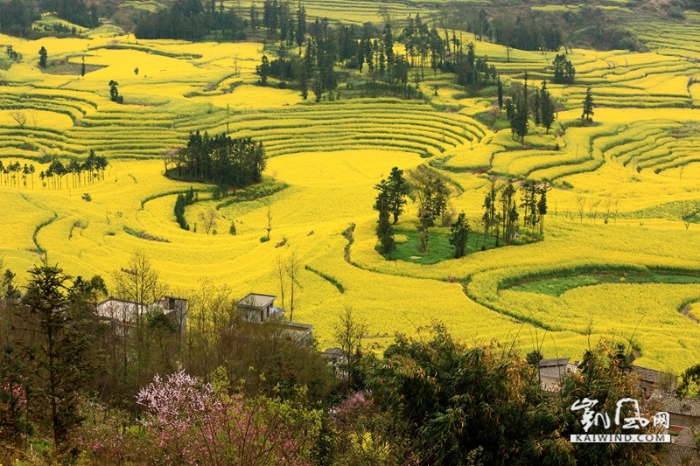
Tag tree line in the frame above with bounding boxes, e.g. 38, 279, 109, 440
134, 0, 245, 41
0, 259, 668, 465
0, 152, 107, 190
165, 131, 267, 189
259, 15, 499, 102
0, 0, 97, 37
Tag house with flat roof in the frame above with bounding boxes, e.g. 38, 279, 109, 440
96, 296, 187, 336
236, 293, 312, 344
236, 293, 284, 323
539, 358, 579, 392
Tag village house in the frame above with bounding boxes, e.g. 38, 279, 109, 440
96, 295, 187, 337
236, 293, 313, 344
632, 364, 677, 398
538, 357, 579, 392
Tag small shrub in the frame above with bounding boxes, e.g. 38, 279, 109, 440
260, 236, 270, 243
229, 221, 237, 235
82, 193, 92, 202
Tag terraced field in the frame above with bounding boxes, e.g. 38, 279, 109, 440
3, 18, 700, 374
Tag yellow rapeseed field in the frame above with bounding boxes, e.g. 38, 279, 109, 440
2, 25, 700, 373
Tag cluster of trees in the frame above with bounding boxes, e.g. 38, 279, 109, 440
258, 12, 498, 101
0, 0, 39, 36
505, 77, 557, 142
553, 54, 576, 85
0, 161, 35, 188
166, 131, 267, 188
482, 178, 549, 246
41, 151, 108, 189
0, 153, 106, 190
135, 0, 245, 41
0, 0, 96, 37
41, 0, 99, 28
373, 167, 470, 259
450, 8, 564, 52
257, 0, 306, 44
373, 167, 409, 256
361, 325, 662, 466
5, 46, 20, 62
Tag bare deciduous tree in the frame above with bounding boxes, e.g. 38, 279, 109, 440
112, 250, 169, 389
286, 252, 300, 321
575, 195, 587, 223
333, 306, 368, 389
603, 193, 612, 224
680, 202, 695, 231
589, 199, 601, 223
266, 202, 272, 240
198, 209, 219, 234
276, 255, 286, 311
9, 110, 26, 129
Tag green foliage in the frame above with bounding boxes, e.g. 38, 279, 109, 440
374, 179, 396, 256
363, 324, 569, 466
173, 131, 266, 188
305, 265, 344, 293
38, 46, 47, 69
20, 265, 99, 447
552, 54, 575, 85
108, 80, 123, 104
449, 212, 470, 258
582, 87, 594, 123
363, 327, 660, 466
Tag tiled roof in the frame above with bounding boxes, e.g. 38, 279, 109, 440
649, 392, 700, 417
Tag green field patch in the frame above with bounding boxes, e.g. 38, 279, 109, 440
392, 227, 498, 265
509, 270, 700, 296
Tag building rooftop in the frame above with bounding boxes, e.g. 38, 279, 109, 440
237, 293, 276, 309
539, 358, 571, 368
649, 392, 700, 417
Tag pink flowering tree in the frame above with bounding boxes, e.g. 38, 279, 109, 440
135, 369, 321, 466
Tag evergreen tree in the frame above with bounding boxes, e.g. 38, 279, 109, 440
296, 2, 306, 47
21, 265, 97, 448
38, 46, 47, 69
383, 23, 394, 70
540, 80, 555, 134
387, 167, 409, 224
374, 180, 395, 256
497, 76, 503, 108
81, 56, 85, 77
505, 97, 514, 121
449, 212, 470, 258
108, 80, 122, 103
537, 182, 550, 236
511, 96, 529, 142
582, 86, 594, 123
258, 55, 270, 85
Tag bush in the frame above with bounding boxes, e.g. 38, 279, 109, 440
260, 236, 269, 243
